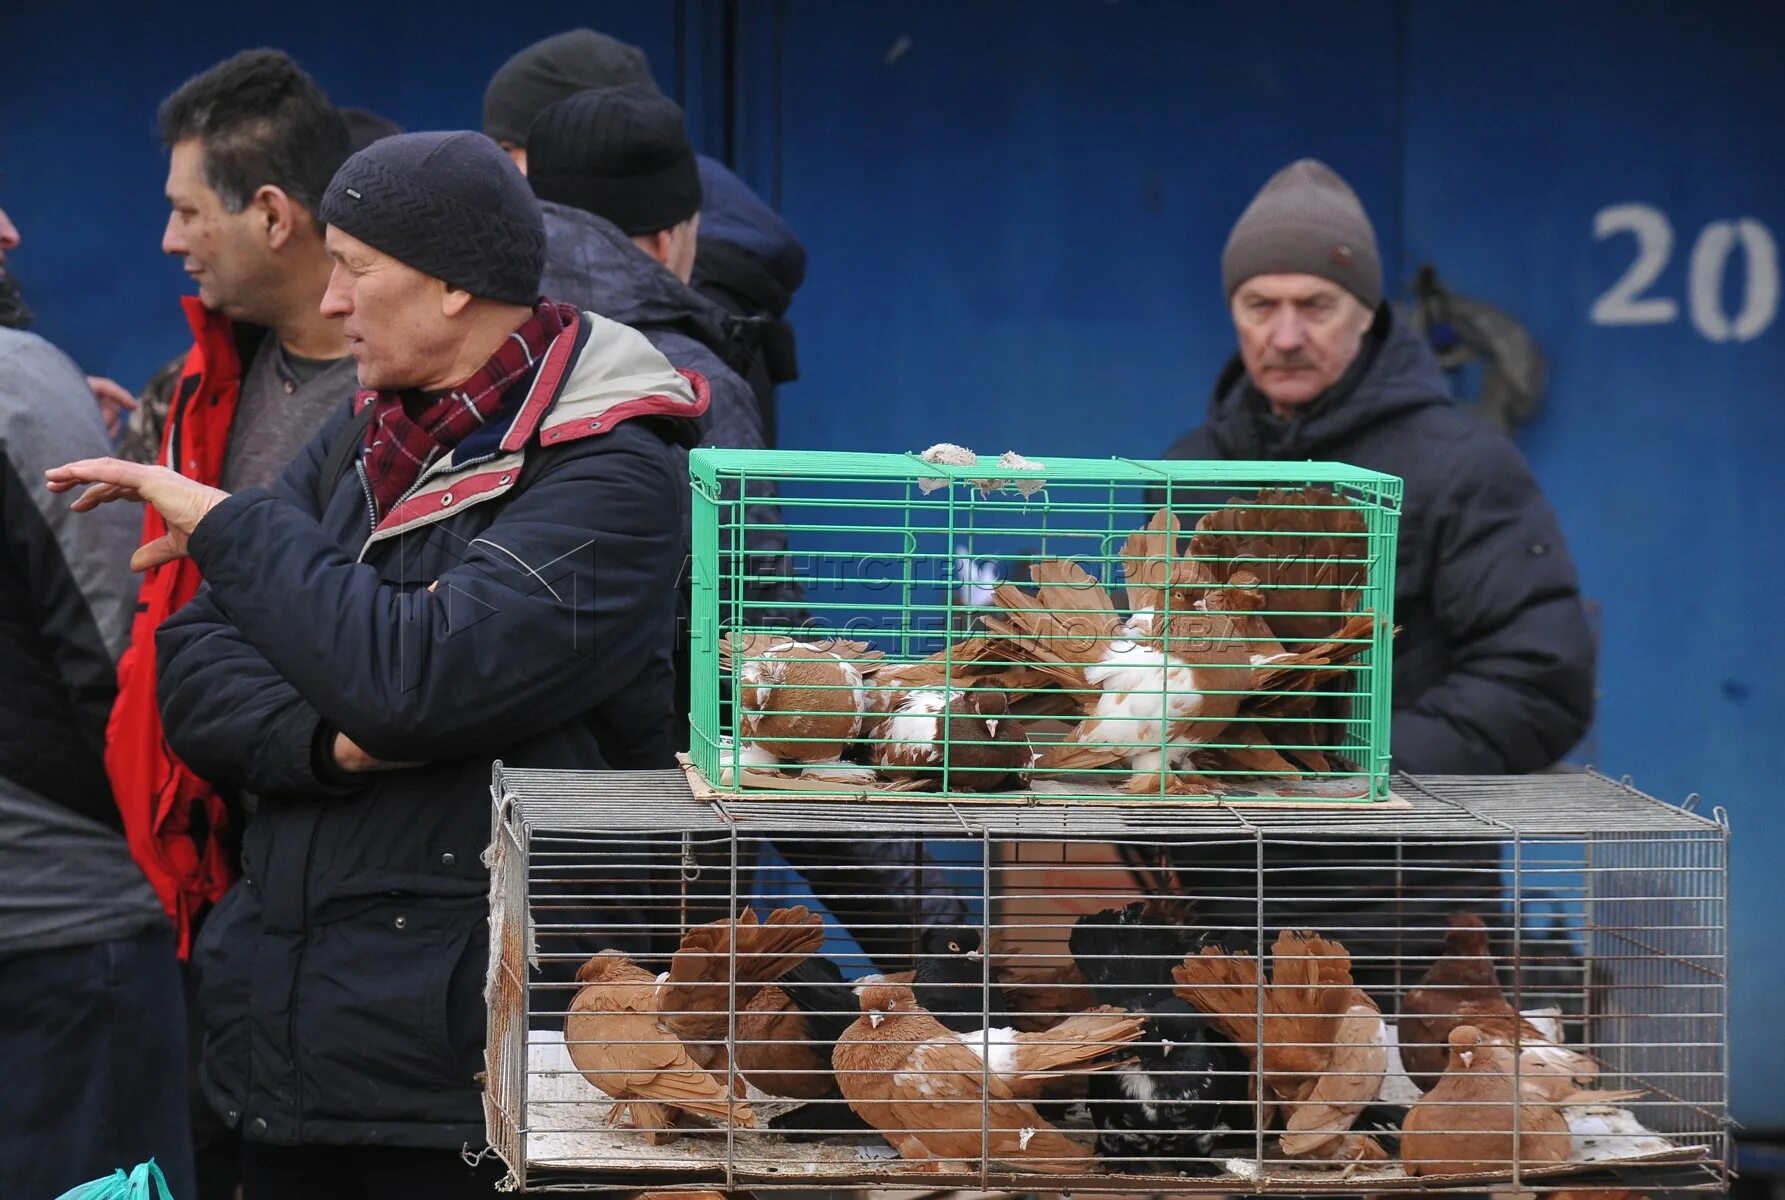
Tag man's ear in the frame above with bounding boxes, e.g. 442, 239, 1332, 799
251, 185, 301, 251
440, 285, 474, 318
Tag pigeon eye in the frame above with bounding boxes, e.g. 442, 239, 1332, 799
947, 941, 961, 953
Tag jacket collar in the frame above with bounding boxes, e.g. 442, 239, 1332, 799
1204, 304, 1451, 458
359, 307, 708, 545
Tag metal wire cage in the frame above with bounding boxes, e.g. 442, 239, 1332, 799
687, 448, 1403, 803
484, 766, 1729, 1194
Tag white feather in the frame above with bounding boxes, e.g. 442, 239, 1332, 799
955, 544, 1001, 606
1376, 1021, 1425, 1106
800, 759, 876, 781
1079, 646, 1205, 765
885, 689, 947, 762
1522, 1006, 1565, 1042
1565, 1103, 1671, 1161
735, 742, 779, 768
951, 1027, 1023, 1079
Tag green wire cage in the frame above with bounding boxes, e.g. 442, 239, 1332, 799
687, 447, 1402, 804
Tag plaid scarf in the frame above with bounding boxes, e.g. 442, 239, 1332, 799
359, 301, 568, 519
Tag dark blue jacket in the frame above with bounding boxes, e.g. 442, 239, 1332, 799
160, 311, 702, 1149
1164, 305, 1596, 774
538, 201, 804, 625
690, 157, 804, 444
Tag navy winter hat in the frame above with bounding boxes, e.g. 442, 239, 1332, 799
527, 85, 702, 236
320, 131, 544, 305
483, 28, 657, 148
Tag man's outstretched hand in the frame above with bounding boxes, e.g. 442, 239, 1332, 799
45, 457, 229, 571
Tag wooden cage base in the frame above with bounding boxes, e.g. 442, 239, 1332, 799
509, 1031, 1715, 1194
679, 754, 1408, 810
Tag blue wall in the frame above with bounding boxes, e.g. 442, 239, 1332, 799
9, 0, 1781, 1123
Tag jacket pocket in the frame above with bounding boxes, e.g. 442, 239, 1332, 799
295, 902, 485, 1125
192, 879, 258, 1127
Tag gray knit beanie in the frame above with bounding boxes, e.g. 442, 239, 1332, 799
483, 29, 657, 148
1221, 159, 1382, 308
320, 131, 544, 306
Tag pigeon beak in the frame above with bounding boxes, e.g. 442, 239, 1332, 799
868, 1011, 884, 1028
1460, 1050, 1474, 1068
966, 948, 983, 961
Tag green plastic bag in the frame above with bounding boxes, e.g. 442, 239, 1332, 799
53, 1159, 172, 1200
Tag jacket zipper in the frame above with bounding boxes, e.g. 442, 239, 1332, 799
357, 447, 513, 560
355, 458, 378, 534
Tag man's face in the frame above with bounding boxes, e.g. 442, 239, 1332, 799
1230, 273, 1375, 411
0, 205, 19, 263
162, 139, 278, 320
321, 226, 456, 392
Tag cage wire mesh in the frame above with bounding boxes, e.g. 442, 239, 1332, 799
687, 449, 1402, 803
485, 765, 1729, 1194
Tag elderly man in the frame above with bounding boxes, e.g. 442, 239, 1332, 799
1167, 158, 1595, 774
51, 132, 701, 1197
1162, 159, 1596, 1003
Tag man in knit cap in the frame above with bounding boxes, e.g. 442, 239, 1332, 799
526, 85, 799, 624
484, 28, 805, 439
50, 131, 704, 1195
527, 86, 961, 969
1163, 159, 1597, 999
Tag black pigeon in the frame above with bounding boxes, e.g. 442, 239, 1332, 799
1068, 898, 1232, 1010
778, 955, 859, 1046
1352, 1102, 1408, 1155
1088, 996, 1253, 1175
766, 957, 882, 1141
911, 925, 1008, 1033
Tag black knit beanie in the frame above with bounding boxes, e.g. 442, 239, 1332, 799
526, 86, 703, 236
320, 131, 544, 306
483, 29, 657, 148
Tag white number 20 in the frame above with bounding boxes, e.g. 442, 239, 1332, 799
1590, 203, 1778, 342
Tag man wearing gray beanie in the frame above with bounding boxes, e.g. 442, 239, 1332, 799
1162, 157, 1597, 998
50, 129, 708, 1194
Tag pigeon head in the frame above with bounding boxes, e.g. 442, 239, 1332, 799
922, 925, 984, 960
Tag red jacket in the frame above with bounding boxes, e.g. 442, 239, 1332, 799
107, 296, 252, 957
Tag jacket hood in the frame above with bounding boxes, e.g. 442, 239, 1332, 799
539, 200, 760, 381
1202, 304, 1454, 458
543, 308, 707, 447
695, 155, 806, 294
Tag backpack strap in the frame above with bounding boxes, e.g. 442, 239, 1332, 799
312, 401, 377, 516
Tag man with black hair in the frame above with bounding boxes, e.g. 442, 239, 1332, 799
110, 47, 356, 977
112, 100, 400, 460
